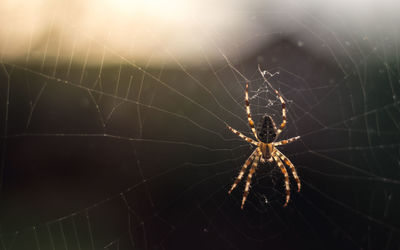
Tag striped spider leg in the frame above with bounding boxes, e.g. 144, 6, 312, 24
227, 78, 301, 209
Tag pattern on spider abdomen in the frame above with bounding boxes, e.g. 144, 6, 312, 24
256, 115, 277, 143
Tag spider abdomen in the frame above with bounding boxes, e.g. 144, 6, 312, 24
257, 115, 277, 143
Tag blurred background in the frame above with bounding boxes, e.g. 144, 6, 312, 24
0, 0, 400, 249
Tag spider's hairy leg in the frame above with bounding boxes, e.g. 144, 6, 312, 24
226, 125, 258, 146
273, 136, 300, 146
241, 150, 261, 209
245, 83, 259, 141
275, 149, 301, 192
272, 153, 290, 207
228, 149, 257, 194
273, 88, 287, 140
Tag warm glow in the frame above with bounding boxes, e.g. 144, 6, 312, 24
0, 0, 399, 65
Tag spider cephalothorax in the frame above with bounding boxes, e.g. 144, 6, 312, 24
226, 68, 301, 209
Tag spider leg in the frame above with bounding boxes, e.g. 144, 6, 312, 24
241, 150, 261, 209
273, 136, 300, 146
228, 149, 258, 194
245, 83, 260, 141
272, 153, 290, 207
275, 149, 301, 192
227, 125, 258, 146
272, 87, 287, 141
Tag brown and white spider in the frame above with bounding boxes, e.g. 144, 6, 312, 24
227, 70, 301, 209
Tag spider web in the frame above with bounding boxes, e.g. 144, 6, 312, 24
1, 1, 400, 250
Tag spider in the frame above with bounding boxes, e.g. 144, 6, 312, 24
227, 71, 301, 209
